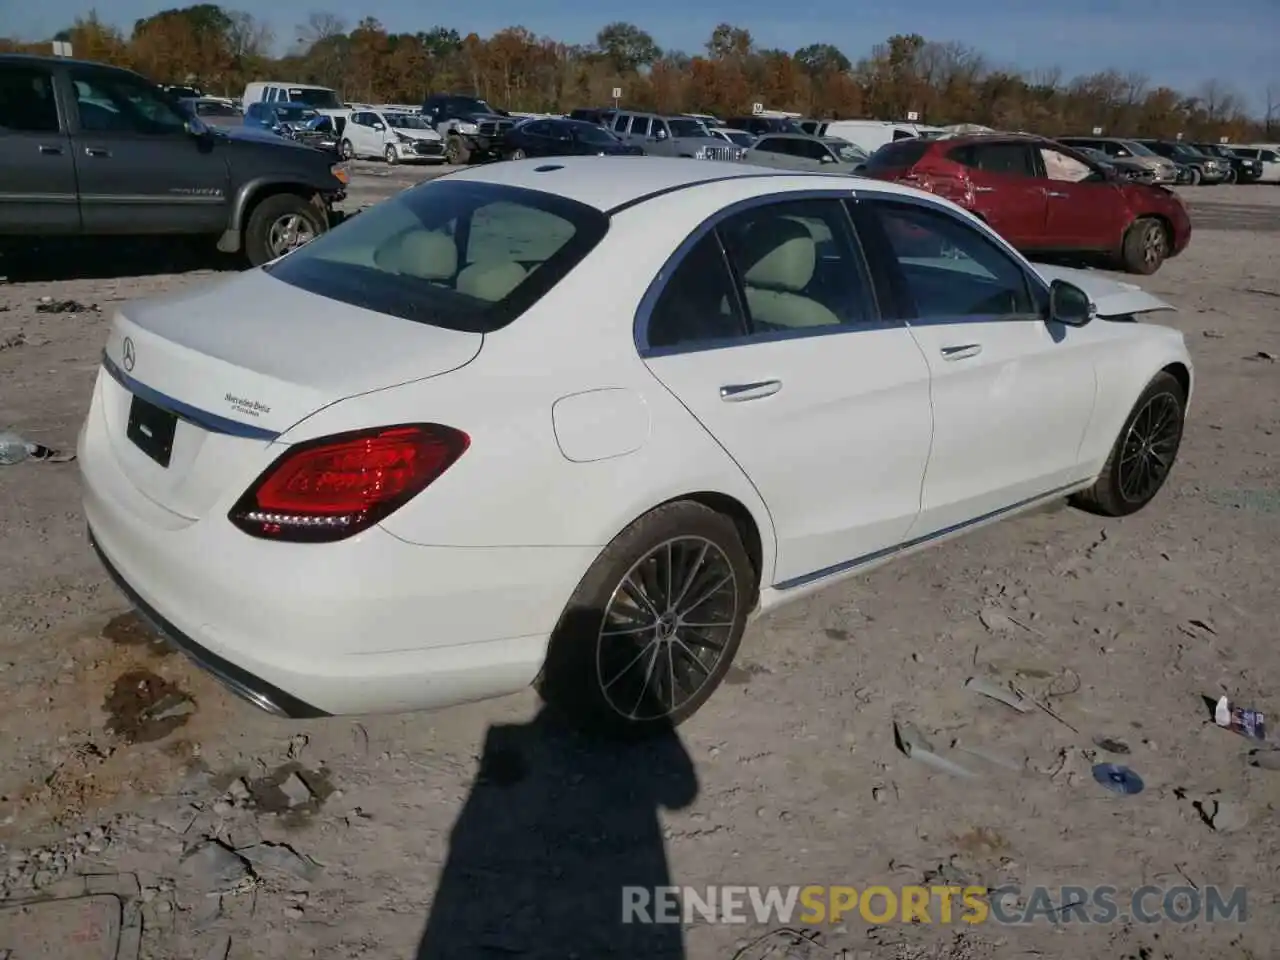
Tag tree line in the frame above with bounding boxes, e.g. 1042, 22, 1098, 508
3, 5, 1277, 142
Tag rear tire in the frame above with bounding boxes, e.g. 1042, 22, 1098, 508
507, 148, 526, 161
339, 139, 354, 160
1071, 371, 1185, 518
1188, 167, 1202, 186
1224, 168, 1237, 184
536, 501, 755, 740
243, 193, 326, 268
1119, 217, 1169, 275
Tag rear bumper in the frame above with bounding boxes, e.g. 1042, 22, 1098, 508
77, 384, 597, 718
90, 529, 328, 719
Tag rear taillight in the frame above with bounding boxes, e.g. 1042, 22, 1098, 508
228, 423, 469, 543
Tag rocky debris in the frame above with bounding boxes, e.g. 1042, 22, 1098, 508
177, 840, 252, 894
278, 771, 314, 808
236, 842, 323, 884
2, 823, 111, 895
35, 296, 100, 314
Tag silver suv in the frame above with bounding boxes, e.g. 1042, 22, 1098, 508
604, 111, 744, 161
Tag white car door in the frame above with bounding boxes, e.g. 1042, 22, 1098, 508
639, 196, 934, 588
352, 112, 379, 155
855, 196, 1097, 537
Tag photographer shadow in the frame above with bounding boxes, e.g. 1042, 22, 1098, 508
415, 626, 699, 959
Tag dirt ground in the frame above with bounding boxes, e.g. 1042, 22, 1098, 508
0, 171, 1277, 960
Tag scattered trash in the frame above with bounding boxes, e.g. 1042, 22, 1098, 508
0, 431, 75, 465
35, 298, 100, 314
1242, 287, 1280, 299
1092, 763, 1144, 795
964, 675, 1033, 713
1214, 695, 1266, 741
893, 721, 976, 778
1245, 351, 1276, 362
1009, 681, 1079, 733
1201, 330, 1225, 338
1093, 736, 1131, 755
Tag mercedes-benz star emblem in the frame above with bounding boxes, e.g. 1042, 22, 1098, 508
121, 337, 136, 372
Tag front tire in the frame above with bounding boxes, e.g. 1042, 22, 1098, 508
507, 147, 526, 161
1224, 168, 1237, 184
339, 138, 354, 160
384, 144, 398, 165
1071, 371, 1185, 518
243, 193, 326, 268
537, 501, 755, 739
1119, 217, 1169, 275
445, 135, 471, 165
1188, 167, 1202, 186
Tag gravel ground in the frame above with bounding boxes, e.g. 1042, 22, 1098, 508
0, 172, 1278, 960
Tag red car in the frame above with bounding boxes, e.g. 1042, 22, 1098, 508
861, 134, 1192, 275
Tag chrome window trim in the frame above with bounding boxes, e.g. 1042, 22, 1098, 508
634, 188, 894, 359
633, 186, 1053, 360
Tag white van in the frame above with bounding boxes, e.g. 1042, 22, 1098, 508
808, 120, 943, 154
241, 81, 351, 132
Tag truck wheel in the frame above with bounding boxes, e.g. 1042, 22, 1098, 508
1187, 167, 1202, 186
339, 139, 354, 160
243, 194, 327, 268
445, 135, 470, 165
1119, 217, 1169, 275
1223, 168, 1237, 184
384, 144, 398, 165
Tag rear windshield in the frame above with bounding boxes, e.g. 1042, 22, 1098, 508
265, 180, 609, 333
288, 87, 342, 109
862, 139, 930, 171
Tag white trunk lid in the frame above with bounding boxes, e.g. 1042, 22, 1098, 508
99, 269, 482, 520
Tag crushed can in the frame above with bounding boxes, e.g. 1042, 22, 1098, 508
1215, 695, 1266, 741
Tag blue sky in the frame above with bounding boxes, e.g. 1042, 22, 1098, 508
11, 0, 1279, 112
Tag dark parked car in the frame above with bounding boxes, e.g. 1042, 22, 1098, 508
724, 115, 805, 136
502, 117, 643, 159
861, 133, 1191, 274
1133, 140, 1230, 185
1193, 143, 1262, 183
0, 53, 347, 265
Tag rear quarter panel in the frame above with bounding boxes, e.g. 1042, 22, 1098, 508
274, 190, 781, 578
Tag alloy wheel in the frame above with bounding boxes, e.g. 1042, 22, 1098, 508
385, 144, 398, 164
595, 537, 739, 722
1118, 391, 1181, 503
266, 214, 317, 258
1142, 223, 1167, 268
340, 139, 353, 160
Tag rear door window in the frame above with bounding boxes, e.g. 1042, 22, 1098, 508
966, 143, 1036, 177
0, 64, 60, 133
265, 180, 609, 334
862, 139, 930, 172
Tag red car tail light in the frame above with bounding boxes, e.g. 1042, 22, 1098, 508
228, 423, 469, 543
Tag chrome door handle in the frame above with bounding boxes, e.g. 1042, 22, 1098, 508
720, 379, 782, 402
38, 144, 63, 155
940, 344, 982, 361
1045, 190, 1069, 198
84, 147, 111, 158
972, 186, 995, 193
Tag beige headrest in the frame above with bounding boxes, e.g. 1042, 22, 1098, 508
375, 230, 457, 280
739, 218, 816, 292
456, 261, 528, 301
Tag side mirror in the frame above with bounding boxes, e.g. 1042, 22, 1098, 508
1049, 279, 1094, 327
373, 122, 385, 131
653, 129, 668, 141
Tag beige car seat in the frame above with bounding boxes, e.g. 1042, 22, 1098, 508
374, 230, 457, 281
456, 261, 528, 301
736, 217, 841, 329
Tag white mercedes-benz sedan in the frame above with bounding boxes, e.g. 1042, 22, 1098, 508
79, 157, 1192, 737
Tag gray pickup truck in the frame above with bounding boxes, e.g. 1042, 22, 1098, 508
604, 111, 745, 161
0, 54, 348, 266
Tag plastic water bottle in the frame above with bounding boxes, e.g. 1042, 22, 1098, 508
0, 431, 31, 465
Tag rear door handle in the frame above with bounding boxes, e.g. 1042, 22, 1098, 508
84, 147, 111, 158
1045, 190, 1070, 198
720, 379, 782, 402
38, 144, 63, 155
940, 344, 982, 361
972, 186, 995, 193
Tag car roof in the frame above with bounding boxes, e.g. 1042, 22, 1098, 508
0, 52, 142, 75
440, 156, 929, 213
